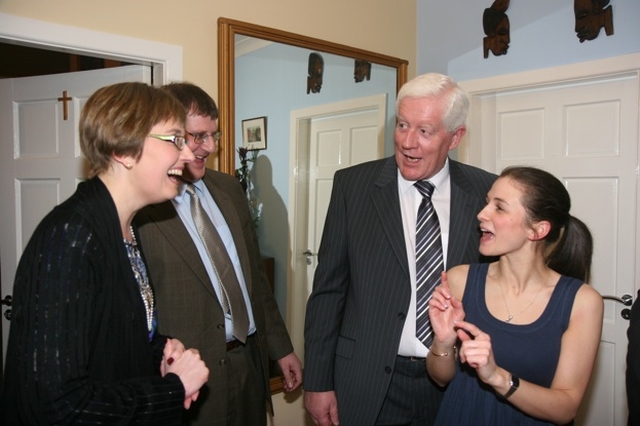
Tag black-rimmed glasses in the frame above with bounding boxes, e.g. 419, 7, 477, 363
186, 131, 222, 146
148, 134, 187, 150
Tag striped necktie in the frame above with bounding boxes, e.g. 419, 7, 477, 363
414, 180, 444, 349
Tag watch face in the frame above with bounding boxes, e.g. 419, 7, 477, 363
503, 374, 519, 399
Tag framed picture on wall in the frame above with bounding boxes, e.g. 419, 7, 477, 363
241, 116, 267, 150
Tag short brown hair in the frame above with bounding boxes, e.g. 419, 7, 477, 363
79, 82, 186, 177
161, 82, 219, 120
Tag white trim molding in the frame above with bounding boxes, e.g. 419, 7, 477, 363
0, 12, 183, 83
458, 53, 640, 167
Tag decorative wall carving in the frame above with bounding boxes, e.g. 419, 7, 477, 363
483, 0, 510, 58
307, 52, 324, 94
574, 0, 614, 43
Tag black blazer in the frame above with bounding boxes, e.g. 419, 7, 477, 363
0, 177, 185, 425
627, 290, 640, 426
303, 156, 496, 426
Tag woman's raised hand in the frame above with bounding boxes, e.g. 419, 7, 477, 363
428, 271, 465, 347
455, 320, 500, 387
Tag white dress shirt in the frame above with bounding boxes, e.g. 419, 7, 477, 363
172, 180, 256, 341
397, 159, 451, 357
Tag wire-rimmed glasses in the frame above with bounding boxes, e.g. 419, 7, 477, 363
186, 131, 222, 146
148, 134, 187, 150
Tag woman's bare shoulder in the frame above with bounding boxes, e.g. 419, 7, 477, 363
446, 264, 471, 300
447, 264, 470, 279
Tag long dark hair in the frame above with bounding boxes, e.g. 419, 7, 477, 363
500, 166, 593, 282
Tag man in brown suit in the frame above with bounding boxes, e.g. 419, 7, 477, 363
136, 82, 302, 426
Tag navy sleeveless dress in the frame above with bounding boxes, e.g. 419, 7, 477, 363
434, 263, 583, 425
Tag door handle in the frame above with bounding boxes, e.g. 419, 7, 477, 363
0, 294, 11, 307
602, 293, 633, 320
602, 293, 633, 306
1, 294, 11, 321
303, 250, 317, 265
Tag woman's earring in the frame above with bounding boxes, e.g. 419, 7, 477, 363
125, 163, 133, 170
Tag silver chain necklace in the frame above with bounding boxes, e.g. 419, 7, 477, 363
497, 278, 545, 323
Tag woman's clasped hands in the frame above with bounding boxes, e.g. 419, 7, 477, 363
161, 338, 209, 409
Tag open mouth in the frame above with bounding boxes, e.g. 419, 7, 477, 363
480, 227, 494, 242
192, 153, 208, 165
405, 153, 421, 163
167, 169, 184, 182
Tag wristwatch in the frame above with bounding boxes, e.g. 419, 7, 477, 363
502, 374, 520, 399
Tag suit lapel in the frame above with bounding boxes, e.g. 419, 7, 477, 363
372, 157, 410, 278
202, 173, 253, 293
141, 201, 217, 299
448, 160, 480, 268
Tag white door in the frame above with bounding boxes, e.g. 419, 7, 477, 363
0, 65, 151, 364
461, 61, 639, 426
306, 109, 383, 293
288, 94, 387, 360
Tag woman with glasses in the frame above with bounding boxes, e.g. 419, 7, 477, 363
0, 82, 209, 425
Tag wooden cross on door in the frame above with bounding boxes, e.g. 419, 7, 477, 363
57, 90, 72, 120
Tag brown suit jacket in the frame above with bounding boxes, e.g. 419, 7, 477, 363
135, 169, 294, 425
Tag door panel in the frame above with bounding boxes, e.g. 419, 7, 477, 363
306, 110, 381, 294
288, 94, 387, 361
468, 70, 638, 425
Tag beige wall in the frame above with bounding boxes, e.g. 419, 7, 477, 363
0, 0, 416, 97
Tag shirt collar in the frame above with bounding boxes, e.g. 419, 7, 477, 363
398, 157, 450, 195
174, 179, 206, 203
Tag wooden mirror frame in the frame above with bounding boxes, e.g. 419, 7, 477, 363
216, 17, 408, 394
216, 17, 408, 174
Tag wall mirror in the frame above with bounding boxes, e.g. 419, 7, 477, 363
217, 17, 408, 393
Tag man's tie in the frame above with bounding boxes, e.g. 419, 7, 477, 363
185, 184, 249, 343
415, 180, 444, 349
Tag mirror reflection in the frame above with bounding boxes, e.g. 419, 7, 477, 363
217, 18, 408, 377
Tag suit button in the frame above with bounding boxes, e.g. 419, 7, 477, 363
219, 359, 227, 366
384, 366, 392, 374
217, 323, 224, 330
397, 312, 406, 320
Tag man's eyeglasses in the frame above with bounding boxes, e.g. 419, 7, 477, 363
148, 134, 187, 150
186, 131, 222, 146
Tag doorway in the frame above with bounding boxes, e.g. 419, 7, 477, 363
0, 42, 134, 79
287, 94, 387, 360
0, 11, 184, 383
459, 53, 640, 426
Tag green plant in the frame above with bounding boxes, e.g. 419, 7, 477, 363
235, 147, 262, 229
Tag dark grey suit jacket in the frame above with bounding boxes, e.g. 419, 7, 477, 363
627, 290, 640, 426
135, 169, 294, 425
303, 156, 496, 426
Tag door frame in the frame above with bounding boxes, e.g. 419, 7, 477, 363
287, 94, 387, 360
0, 12, 183, 83
458, 52, 640, 175
458, 54, 640, 301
